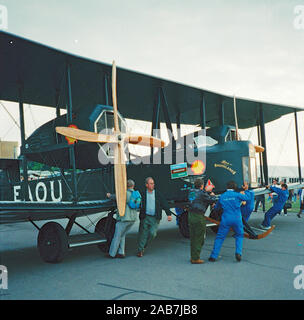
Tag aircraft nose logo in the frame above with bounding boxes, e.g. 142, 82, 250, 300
191, 160, 205, 175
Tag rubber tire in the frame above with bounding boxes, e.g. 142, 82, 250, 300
210, 224, 219, 234
37, 222, 69, 263
178, 211, 190, 238
209, 208, 223, 234
95, 216, 116, 252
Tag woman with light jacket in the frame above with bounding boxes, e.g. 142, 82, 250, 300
106, 179, 141, 258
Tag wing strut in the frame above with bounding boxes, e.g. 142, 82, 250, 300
56, 61, 166, 217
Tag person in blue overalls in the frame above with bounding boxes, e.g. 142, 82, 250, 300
209, 180, 251, 263
240, 182, 255, 222
260, 183, 289, 229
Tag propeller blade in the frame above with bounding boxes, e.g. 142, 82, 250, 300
125, 134, 166, 148
112, 61, 127, 217
254, 145, 265, 153
112, 61, 120, 134
114, 141, 127, 216
56, 127, 118, 143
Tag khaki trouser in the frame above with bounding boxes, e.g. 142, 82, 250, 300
188, 211, 206, 260
109, 221, 135, 257
137, 215, 160, 252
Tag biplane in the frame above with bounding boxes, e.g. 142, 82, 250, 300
0, 30, 303, 263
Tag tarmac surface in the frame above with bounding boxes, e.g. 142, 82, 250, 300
0, 210, 303, 300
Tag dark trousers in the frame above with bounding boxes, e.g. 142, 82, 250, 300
137, 215, 160, 252
254, 198, 265, 211
188, 212, 206, 260
262, 207, 280, 227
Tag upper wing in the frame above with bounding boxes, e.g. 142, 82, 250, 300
1, 31, 303, 128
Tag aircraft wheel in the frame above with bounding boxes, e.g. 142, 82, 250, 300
209, 209, 222, 234
210, 224, 219, 234
178, 211, 190, 238
37, 222, 69, 263
95, 217, 107, 252
95, 216, 116, 252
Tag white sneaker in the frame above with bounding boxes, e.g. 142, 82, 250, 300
260, 224, 271, 230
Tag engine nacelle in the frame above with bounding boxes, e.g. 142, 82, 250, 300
22, 104, 126, 169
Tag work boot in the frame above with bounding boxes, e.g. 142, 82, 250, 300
137, 251, 144, 257
190, 259, 204, 264
235, 253, 242, 262
208, 257, 216, 262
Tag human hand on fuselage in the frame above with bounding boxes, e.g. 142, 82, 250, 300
205, 185, 215, 193
242, 182, 249, 190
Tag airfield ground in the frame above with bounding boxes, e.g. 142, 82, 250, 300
0, 209, 303, 300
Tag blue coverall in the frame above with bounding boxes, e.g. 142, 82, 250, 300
261, 186, 289, 227
210, 189, 251, 259
241, 190, 255, 222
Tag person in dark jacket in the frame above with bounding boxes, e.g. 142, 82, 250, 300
137, 177, 172, 257
188, 178, 217, 264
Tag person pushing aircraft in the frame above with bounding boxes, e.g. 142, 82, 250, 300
240, 181, 255, 222
260, 183, 289, 230
208, 180, 251, 262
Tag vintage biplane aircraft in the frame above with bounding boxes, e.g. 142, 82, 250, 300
0, 30, 303, 263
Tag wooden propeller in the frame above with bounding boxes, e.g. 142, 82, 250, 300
55, 127, 164, 148
111, 61, 127, 217
254, 145, 265, 153
55, 61, 165, 216
55, 127, 119, 143
125, 134, 165, 148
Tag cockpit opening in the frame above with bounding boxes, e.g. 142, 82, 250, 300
94, 110, 127, 158
225, 129, 241, 142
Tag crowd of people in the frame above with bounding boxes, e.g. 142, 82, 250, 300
105, 177, 304, 263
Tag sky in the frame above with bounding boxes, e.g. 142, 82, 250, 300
0, 0, 304, 172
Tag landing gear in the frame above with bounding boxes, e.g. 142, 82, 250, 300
37, 222, 69, 263
209, 208, 222, 234
95, 210, 116, 252
35, 212, 112, 263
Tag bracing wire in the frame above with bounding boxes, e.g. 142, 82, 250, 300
269, 116, 294, 177
0, 100, 27, 139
